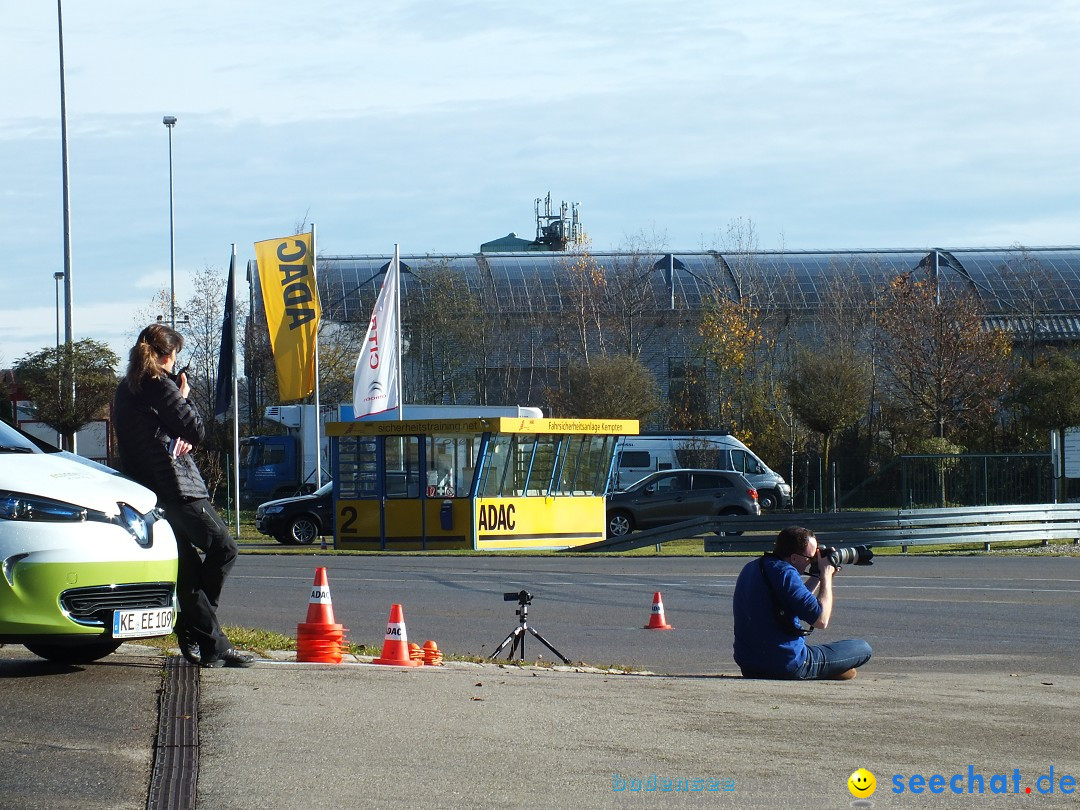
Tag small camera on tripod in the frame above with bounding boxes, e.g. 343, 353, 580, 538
491, 588, 570, 665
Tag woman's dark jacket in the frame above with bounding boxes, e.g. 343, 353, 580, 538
113, 375, 208, 503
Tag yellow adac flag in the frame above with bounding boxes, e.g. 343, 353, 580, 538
253, 233, 321, 401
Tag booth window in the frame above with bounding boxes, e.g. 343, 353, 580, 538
554, 435, 615, 495
477, 434, 513, 497
383, 435, 421, 498
477, 433, 612, 497
425, 434, 478, 498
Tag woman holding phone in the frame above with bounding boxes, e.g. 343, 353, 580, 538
113, 323, 253, 668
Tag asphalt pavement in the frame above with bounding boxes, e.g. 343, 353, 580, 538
193, 653, 1080, 809
4, 642, 1080, 808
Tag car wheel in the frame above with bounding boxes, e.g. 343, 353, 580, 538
288, 515, 320, 545
24, 640, 123, 664
716, 508, 748, 536
607, 510, 633, 538
758, 489, 779, 511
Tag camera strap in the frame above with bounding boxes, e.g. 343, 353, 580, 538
757, 556, 813, 638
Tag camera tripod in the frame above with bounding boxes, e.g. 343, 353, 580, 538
489, 593, 571, 665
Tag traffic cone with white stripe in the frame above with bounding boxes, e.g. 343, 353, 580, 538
296, 567, 345, 663
644, 591, 673, 630
373, 603, 423, 666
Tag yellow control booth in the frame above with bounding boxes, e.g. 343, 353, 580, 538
326, 417, 638, 550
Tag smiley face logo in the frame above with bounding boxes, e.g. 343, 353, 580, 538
848, 768, 876, 798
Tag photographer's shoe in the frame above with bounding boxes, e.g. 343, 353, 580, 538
201, 648, 256, 668
832, 668, 857, 681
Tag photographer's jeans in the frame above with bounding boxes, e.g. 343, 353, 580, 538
795, 639, 873, 679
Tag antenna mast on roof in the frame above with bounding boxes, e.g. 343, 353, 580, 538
534, 192, 582, 250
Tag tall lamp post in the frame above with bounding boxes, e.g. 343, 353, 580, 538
57, 0, 75, 452
53, 272, 64, 353
53, 271, 64, 446
163, 115, 177, 327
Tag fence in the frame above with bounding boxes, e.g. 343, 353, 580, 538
830, 453, 1056, 510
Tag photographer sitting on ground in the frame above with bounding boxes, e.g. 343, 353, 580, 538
732, 525, 872, 680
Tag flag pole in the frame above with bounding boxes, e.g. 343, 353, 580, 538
312, 222, 323, 486
394, 243, 403, 422
229, 243, 240, 536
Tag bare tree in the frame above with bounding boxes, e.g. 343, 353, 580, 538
405, 258, 486, 404
995, 246, 1067, 368
875, 272, 1012, 446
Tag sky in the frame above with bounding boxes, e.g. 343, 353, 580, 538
2, 0, 1078, 367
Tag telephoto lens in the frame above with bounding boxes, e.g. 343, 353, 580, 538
822, 545, 874, 567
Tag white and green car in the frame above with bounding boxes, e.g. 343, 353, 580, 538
0, 419, 178, 663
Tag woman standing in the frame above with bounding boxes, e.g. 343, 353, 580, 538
113, 323, 254, 667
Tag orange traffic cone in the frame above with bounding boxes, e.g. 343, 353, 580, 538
304, 567, 336, 624
423, 640, 444, 666
644, 591, 673, 630
297, 567, 345, 663
373, 604, 423, 666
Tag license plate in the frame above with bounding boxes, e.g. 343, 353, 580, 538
112, 607, 175, 639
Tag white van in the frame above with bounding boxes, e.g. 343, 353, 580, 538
612, 433, 791, 511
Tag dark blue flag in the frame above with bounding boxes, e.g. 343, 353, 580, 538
214, 251, 236, 418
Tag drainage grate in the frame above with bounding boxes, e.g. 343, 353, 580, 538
147, 656, 199, 810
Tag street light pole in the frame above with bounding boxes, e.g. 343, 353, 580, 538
53, 272, 64, 353
53, 271, 64, 446
57, 0, 75, 453
163, 115, 177, 328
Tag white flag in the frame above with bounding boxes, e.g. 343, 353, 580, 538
353, 248, 401, 417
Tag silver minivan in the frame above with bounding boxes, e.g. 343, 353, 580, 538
612, 433, 792, 511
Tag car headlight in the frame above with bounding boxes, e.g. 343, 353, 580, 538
259, 505, 284, 516
0, 491, 88, 522
0, 491, 156, 548
778, 483, 791, 494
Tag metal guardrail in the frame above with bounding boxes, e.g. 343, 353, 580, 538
568, 504, 1080, 553
706, 504, 1080, 553
569, 517, 719, 553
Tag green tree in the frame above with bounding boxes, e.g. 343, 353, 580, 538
548, 355, 659, 420
1010, 351, 1080, 500
1011, 352, 1080, 428
785, 348, 871, 487
14, 340, 119, 437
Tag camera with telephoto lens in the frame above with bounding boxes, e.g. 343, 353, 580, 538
810, 545, 874, 574
504, 590, 532, 604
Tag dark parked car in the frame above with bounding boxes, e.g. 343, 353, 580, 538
605, 469, 760, 537
255, 482, 333, 545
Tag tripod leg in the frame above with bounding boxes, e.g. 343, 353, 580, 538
489, 627, 519, 660
527, 626, 571, 665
